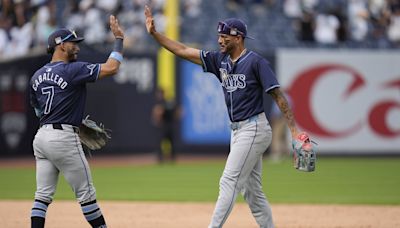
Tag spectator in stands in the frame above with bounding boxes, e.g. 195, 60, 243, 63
53, 0, 66, 27
297, 10, 316, 42
118, 0, 165, 51
32, 0, 56, 48
303, 0, 318, 12
348, 0, 369, 42
3, 0, 33, 58
118, 1, 155, 51
283, 0, 303, 19
182, 0, 201, 18
313, 10, 340, 44
226, 0, 244, 13
0, 15, 11, 56
80, 0, 108, 45
250, 0, 276, 16
368, 0, 390, 45
332, 6, 348, 42
65, 0, 85, 36
387, 0, 400, 46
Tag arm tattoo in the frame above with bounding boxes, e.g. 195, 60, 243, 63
269, 88, 298, 137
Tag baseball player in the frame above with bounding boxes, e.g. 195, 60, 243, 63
145, 6, 301, 228
29, 15, 124, 228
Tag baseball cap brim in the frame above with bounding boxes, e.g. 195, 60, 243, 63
244, 35, 255, 40
68, 37, 84, 43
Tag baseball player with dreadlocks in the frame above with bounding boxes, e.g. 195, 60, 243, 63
145, 5, 306, 228
29, 15, 124, 228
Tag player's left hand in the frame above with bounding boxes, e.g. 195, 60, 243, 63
109, 15, 124, 39
79, 116, 111, 151
144, 5, 156, 35
291, 132, 317, 172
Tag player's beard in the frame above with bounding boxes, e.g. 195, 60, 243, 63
67, 47, 78, 62
224, 42, 235, 55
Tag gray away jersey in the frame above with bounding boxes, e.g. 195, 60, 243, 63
30, 61, 100, 126
200, 50, 280, 122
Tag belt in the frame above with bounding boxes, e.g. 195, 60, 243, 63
41, 123, 79, 133
230, 113, 263, 131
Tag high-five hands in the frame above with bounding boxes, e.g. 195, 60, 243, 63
110, 15, 124, 39
145, 5, 156, 35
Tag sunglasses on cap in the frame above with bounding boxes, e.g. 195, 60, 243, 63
217, 22, 244, 37
54, 30, 78, 45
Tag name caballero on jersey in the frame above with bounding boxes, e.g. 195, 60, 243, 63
32, 71, 68, 91
220, 68, 246, 92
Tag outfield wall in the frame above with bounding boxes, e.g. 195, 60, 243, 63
0, 49, 399, 156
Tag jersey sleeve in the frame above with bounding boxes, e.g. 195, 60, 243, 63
29, 83, 42, 118
255, 58, 280, 93
200, 50, 220, 76
69, 62, 101, 85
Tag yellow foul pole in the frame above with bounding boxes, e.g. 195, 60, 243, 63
157, 0, 179, 101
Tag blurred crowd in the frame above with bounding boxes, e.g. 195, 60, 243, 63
0, 0, 167, 59
0, 0, 399, 60
283, 0, 400, 47
220, 0, 400, 49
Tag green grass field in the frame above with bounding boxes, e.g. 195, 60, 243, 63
1, 157, 399, 205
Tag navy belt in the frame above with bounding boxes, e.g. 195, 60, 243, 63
41, 123, 79, 133
230, 113, 262, 131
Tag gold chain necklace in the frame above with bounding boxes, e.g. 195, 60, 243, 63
231, 48, 247, 63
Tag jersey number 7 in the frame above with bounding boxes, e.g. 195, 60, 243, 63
41, 86, 55, 115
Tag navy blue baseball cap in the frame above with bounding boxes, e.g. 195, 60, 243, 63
47, 29, 84, 49
217, 18, 254, 39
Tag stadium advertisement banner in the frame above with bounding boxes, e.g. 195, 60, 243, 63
180, 60, 230, 144
277, 49, 400, 154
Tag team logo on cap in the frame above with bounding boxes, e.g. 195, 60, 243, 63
55, 37, 62, 44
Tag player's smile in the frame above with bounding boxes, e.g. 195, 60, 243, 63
218, 34, 231, 53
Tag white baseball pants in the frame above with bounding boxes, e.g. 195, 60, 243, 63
209, 112, 274, 228
32, 124, 97, 204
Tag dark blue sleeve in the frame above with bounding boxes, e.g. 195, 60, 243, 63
29, 83, 42, 118
200, 50, 220, 76
255, 58, 280, 93
69, 62, 101, 85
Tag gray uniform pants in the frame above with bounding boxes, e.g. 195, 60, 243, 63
209, 113, 274, 228
33, 124, 97, 204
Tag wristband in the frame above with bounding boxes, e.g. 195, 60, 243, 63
109, 51, 123, 63
113, 37, 123, 53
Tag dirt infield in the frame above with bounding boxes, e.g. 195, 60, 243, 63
1, 200, 400, 228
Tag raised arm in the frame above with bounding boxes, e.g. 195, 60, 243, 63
99, 15, 125, 79
145, 5, 202, 65
269, 88, 299, 139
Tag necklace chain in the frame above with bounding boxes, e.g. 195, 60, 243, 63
231, 49, 247, 63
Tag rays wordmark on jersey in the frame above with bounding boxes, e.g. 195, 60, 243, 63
219, 68, 246, 93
